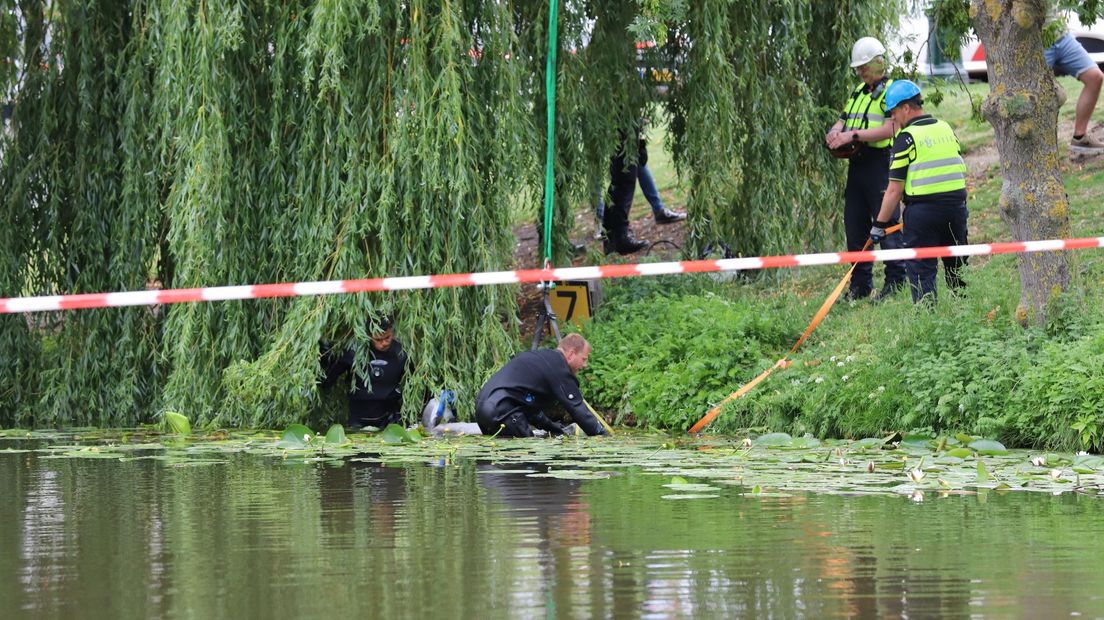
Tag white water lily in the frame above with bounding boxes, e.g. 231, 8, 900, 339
1031, 455, 1047, 467
742, 437, 753, 449
1050, 469, 1063, 481
908, 467, 925, 483
303, 434, 312, 443
1077, 451, 1089, 456
866, 461, 876, 473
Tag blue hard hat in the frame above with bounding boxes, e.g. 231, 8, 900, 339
884, 79, 922, 112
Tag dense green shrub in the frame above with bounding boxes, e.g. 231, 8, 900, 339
581, 282, 800, 429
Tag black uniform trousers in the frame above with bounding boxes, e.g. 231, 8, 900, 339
602, 138, 648, 239
475, 399, 564, 438
845, 147, 905, 296
901, 200, 969, 302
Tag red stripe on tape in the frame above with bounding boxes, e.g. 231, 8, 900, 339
598, 264, 647, 279
157, 288, 205, 305
514, 268, 556, 283
760, 255, 802, 269
342, 278, 389, 293
251, 283, 299, 298
681, 259, 724, 274
1063, 238, 1103, 250
990, 241, 1028, 255
58, 293, 110, 310
429, 273, 477, 288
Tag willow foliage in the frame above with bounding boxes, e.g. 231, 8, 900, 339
1, 0, 898, 428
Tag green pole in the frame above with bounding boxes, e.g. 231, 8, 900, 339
541, 0, 559, 265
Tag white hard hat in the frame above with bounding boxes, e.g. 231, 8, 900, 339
850, 37, 886, 68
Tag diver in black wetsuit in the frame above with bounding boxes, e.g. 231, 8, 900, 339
320, 315, 410, 429
475, 333, 606, 438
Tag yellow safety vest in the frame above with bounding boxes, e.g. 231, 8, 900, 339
842, 78, 893, 148
899, 119, 967, 197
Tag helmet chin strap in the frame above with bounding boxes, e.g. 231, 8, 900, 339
870, 77, 887, 99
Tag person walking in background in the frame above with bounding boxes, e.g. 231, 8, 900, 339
1044, 14, 1104, 154
825, 37, 905, 302
595, 162, 686, 239
870, 80, 969, 304
600, 128, 660, 255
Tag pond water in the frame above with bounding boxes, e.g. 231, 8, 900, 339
2, 430, 1104, 619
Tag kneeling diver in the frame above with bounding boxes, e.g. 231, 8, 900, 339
475, 333, 607, 438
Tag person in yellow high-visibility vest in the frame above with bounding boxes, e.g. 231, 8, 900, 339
870, 80, 969, 303
825, 37, 905, 302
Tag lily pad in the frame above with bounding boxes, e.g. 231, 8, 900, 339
791, 436, 822, 449
852, 437, 888, 451
277, 424, 315, 448
968, 439, 1008, 455
661, 494, 719, 500
1072, 454, 1104, 473
754, 432, 793, 447
977, 459, 990, 482
324, 424, 350, 447
162, 411, 191, 436
381, 424, 421, 444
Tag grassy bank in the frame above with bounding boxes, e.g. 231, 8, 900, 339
580, 77, 1104, 452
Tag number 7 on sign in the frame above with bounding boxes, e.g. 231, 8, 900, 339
549, 281, 592, 325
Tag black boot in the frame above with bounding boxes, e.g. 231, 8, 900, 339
604, 232, 648, 255
873, 280, 904, 303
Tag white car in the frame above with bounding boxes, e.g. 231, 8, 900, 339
888, 11, 1104, 81
961, 15, 1104, 80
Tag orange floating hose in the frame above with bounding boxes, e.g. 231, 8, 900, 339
688, 225, 902, 434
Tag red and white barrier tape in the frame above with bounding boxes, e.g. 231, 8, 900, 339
3, 237, 1102, 314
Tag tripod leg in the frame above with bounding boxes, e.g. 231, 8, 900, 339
529, 286, 562, 350
545, 295, 562, 343
530, 310, 547, 350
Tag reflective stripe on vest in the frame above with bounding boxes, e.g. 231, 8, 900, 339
901, 120, 966, 196
842, 78, 893, 148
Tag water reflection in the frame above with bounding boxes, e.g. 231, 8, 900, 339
1, 447, 1104, 619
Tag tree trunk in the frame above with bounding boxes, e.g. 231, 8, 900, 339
971, 0, 1071, 326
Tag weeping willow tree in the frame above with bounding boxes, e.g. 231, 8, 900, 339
0, 0, 898, 428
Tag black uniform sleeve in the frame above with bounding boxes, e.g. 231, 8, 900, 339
320, 346, 354, 388
888, 131, 915, 183
553, 376, 606, 436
